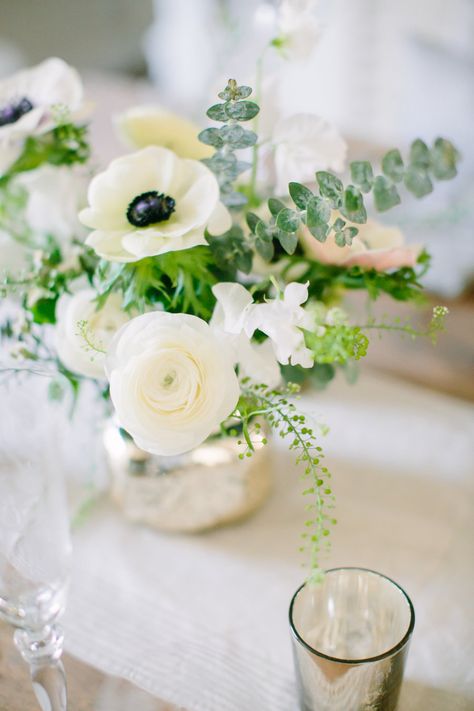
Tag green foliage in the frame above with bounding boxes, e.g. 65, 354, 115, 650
237, 380, 336, 578
200, 79, 259, 209
285, 250, 431, 303
359, 305, 449, 343
95, 247, 218, 317
2, 124, 90, 182
305, 325, 369, 364
205, 225, 253, 275
249, 137, 459, 261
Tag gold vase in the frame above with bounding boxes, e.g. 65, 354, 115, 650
103, 422, 272, 533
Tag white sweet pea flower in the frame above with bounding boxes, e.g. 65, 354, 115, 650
16, 165, 87, 244
300, 216, 421, 272
212, 281, 314, 369
79, 146, 231, 263
211, 297, 281, 388
276, 0, 321, 61
105, 312, 240, 456
55, 290, 130, 379
116, 105, 212, 160
0, 57, 86, 175
272, 113, 347, 195
0, 229, 28, 272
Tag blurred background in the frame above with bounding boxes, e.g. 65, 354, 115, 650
1, 0, 473, 395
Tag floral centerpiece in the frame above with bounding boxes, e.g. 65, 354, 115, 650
0, 50, 458, 577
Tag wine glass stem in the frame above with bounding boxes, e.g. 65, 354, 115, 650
14, 624, 67, 711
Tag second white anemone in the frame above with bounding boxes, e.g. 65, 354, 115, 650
105, 311, 240, 456
79, 145, 231, 262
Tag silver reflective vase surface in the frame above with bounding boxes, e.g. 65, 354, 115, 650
289, 568, 415, 711
103, 421, 272, 533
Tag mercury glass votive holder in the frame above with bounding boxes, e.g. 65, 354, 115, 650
289, 568, 415, 711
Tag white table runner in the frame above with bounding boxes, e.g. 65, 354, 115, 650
63, 372, 474, 710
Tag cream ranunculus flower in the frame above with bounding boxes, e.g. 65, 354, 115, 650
272, 113, 347, 195
79, 146, 231, 263
105, 312, 240, 456
116, 105, 212, 160
0, 57, 86, 175
300, 216, 421, 272
55, 290, 130, 379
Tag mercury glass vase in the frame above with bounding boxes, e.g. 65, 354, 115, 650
103, 421, 272, 533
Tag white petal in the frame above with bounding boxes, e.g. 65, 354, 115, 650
207, 201, 232, 234
211, 283, 254, 334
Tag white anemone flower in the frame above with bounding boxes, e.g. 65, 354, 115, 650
116, 105, 212, 160
0, 57, 86, 175
105, 311, 240, 456
272, 113, 347, 195
212, 281, 314, 369
55, 290, 130, 379
79, 146, 231, 263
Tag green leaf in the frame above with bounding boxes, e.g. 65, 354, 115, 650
306, 196, 331, 226
350, 161, 373, 193
308, 222, 329, 243
235, 85, 252, 99
255, 237, 274, 261
198, 128, 223, 148
225, 101, 260, 121
268, 198, 286, 216
48, 379, 65, 402
206, 103, 229, 122
430, 138, 458, 180
221, 189, 248, 208
340, 185, 367, 224
332, 217, 346, 231
277, 230, 298, 254
404, 165, 433, 197
382, 149, 404, 182
316, 171, 343, 207
30, 297, 57, 324
409, 139, 430, 168
373, 176, 401, 212
246, 212, 261, 233
276, 208, 300, 233
342, 226, 358, 245
255, 220, 273, 242
219, 124, 257, 148
334, 231, 345, 247
289, 182, 313, 209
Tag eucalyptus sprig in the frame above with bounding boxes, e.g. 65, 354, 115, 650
247, 137, 460, 257
199, 78, 259, 209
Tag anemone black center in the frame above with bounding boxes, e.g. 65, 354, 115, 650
0, 97, 34, 127
126, 191, 176, 227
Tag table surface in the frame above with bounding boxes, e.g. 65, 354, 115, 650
1, 294, 473, 709
2, 71, 474, 708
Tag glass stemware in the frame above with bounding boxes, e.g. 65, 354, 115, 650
0, 374, 71, 710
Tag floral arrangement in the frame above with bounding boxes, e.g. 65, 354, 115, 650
0, 50, 458, 576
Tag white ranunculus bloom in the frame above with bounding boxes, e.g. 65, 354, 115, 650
16, 165, 87, 244
55, 290, 129, 379
116, 105, 212, 160
212, 281, 314, 369
105, 312, 240, 456
0, 57, 86, 176
79, 146, 231, 263
272, 113, 347, 195
276, 0, 321, 61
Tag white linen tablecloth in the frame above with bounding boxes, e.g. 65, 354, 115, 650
63, 372, 474, 710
